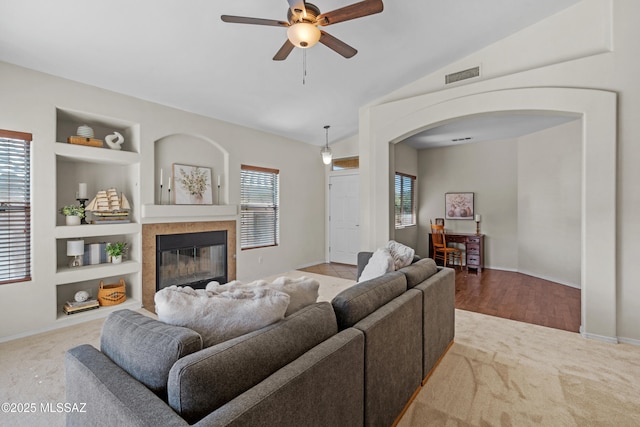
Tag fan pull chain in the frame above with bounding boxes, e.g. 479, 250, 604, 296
303, 49, 307, 85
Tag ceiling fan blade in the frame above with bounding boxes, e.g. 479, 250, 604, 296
287, 0, 307, 16
221, 15, 289, 27
273, 39, 295, 61
319, 31, 357, 58
317, 0, 383, 26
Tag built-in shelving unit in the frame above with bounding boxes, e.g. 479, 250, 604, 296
54, 107, 142, 323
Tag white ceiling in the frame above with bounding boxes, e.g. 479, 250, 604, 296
402, 112, 581, 150
0, 0, 579, 146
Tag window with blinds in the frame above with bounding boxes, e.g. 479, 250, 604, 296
395, 172, 416, 228
0, 130, 32, 285
240, 165, 279, 250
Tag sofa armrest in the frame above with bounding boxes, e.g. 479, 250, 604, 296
413, 267, 455, 377
65, 344, 189, 427
356, 252, 373, 281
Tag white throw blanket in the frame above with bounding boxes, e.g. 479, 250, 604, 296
155, 285, 290, 347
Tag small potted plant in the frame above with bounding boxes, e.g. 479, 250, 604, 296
106, 242, 127, 264
59, 204, 85, 226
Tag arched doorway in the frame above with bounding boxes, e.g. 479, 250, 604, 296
361, 87, 617, 341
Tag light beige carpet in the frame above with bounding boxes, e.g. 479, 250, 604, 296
1, 272, 639, 427
399, 310, 640, 427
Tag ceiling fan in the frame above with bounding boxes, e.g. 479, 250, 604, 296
221, 0, 384, 61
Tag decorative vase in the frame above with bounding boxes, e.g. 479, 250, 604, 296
77, 125, 94, 138
105, 131, 124, 150
66, 215, 81, 226
111, 255, 122, 264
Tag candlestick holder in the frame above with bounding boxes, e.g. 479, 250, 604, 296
167, 188, 171, 205
76, 198, 88, 224
217, 185, 221, 205
159, 184, 163, 205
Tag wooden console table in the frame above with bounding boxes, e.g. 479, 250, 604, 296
428, 233, 485, 272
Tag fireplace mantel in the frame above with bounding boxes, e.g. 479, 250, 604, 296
141, 204, 238, 224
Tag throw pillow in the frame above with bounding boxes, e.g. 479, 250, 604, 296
207, 276, 320, 316
387, 240, 416, 270
358, 247, 395, 282
155, 285, 290, 347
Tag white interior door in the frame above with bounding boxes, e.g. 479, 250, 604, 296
329, 174, 360, 265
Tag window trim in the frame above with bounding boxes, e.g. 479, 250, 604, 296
0, 129, 32, 285
394, 172, 416, 229
240, 164, 280, 250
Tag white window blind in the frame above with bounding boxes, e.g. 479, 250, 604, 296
395, 172, 416, 228
240, 165, 279, 250
0, 130, 32, 285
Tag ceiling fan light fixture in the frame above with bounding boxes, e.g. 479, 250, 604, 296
287, 22, 321, 48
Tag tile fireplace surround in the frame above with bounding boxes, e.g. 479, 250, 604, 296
142, 221, 237, 312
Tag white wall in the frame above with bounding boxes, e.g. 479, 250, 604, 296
392, 142, 419, 251
417, 138, 519, 268
518, 120, 582, 287
415, 120, 582, 287
0, 61, 326, 340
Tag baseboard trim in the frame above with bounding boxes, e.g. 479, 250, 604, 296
517, 268, 581, 289
618, 336, 640, 346
580, 326, 619, 344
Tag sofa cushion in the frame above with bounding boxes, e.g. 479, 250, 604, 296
358, 247, 395, 282
155, 285, 289, 347
100, 309, 203, 399
398, 257, 439, 288
207, 276, 319, 316
331, 271, 407, 330
167, 301, 338, 424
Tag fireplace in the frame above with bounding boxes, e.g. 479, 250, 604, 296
156, 231, 227, 290
142, 221, 236, 312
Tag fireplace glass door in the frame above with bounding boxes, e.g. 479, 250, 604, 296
156, 231, 227, 290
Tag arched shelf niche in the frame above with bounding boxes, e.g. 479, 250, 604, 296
141, 133, 236, 221
153, 133, 229, 205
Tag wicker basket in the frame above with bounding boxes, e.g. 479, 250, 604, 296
98, 279, 126, 306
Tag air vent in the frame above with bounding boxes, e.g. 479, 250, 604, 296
452, 137, 472, 142
445, 66, 480, 85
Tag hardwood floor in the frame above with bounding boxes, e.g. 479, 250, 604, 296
300, 263, 581, 333
455, 268, 581, 332
299, 262, 359, 281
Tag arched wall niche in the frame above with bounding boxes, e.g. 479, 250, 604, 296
154, 133, 229, 205
361, 87, 617, 341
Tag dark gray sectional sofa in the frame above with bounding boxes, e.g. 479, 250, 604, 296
65, 256, 454, 427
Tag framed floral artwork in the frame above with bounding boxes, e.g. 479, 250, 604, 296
445, 192, 474, 220
172, 163, 213, 205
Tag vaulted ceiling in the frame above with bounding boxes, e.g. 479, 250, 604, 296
0, 0, 579, 145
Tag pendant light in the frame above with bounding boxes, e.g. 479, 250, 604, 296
321, 125, 332, 165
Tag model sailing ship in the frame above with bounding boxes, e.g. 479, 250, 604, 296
85, 188, 130, 223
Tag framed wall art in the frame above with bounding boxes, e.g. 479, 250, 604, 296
445, 192, 474, 220
173, 163, 213, 205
